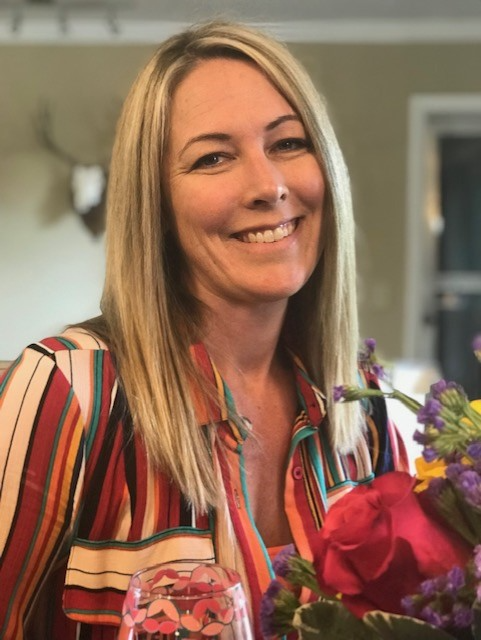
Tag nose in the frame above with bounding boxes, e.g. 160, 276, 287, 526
242, 156, 289, 209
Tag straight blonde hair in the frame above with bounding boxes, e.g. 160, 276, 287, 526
92, 20, 362, 512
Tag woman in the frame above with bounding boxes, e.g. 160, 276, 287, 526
0, 20, 407, 640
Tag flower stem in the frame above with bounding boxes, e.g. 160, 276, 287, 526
389, 389, 423, 414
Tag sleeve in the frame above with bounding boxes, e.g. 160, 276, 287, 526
361, 370, 410, 476
0, 346, 86, 640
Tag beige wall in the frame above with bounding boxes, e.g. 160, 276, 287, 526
290, 42, 481, 356
0, 45, 156, 359
1, 41, 481, 359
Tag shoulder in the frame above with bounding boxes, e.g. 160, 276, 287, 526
35, 328, 117, 394
1, 329, 109, 382
20, 327, 112, 374
2, 329, 121, 447
2, 328, 116, 412
36, 327, 109, 355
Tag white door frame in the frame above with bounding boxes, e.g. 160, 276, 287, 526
403, 94, 481, 361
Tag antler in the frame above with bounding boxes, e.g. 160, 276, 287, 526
35, 104, 78, 166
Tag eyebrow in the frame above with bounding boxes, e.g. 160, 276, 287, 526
266, 114, 301, 131
178, 113, 302, 157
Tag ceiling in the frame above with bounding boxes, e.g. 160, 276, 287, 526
126, 0, 481, 22
2, 0, 481, 43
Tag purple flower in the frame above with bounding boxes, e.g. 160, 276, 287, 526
447, 451, 464, 464
272, 544, 296, 578
473, 545, 481, 579
446, 463, 481, 508
417, 398, 444, 429
426, 476, 448, 499
401, 595, 416, 616
445, 566, 465, 595
420, 605, 445, 628
364, 338, 376, 353
452, 603, 474, 628
422, 447, 438, 463
459, 469, 479, 488
430, 379, 466, 397
333, 385, 346, 402
419, 577, 440, 598
467, 441, 481, 461
429, 379, 468, 411
371, 363, 386, 380
430, 379, 448, 397
413, 429, 429, 445
445, 463, 468, 481
451, 469, 481, 509
259, 580, 284, 639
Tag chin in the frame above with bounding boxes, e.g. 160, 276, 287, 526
258, 273, 313, 299
249, 282, 309, 303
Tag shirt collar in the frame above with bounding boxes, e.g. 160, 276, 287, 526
189, 342, 228, 426
190, 342, 326, 430
289, 351, 326, 428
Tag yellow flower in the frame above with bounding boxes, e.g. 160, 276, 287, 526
414, 456, 446, 493
460, 399, 481, 428
470, 399, 481, 415
413, 400, 481, 493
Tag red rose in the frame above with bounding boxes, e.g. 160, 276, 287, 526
312, 472, 471, 617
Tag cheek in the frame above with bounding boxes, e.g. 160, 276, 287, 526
301, 164, 325, 207
172, 186, 233, 240
303, 167, 325, 245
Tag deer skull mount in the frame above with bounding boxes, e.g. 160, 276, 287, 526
35, 106, 108, 237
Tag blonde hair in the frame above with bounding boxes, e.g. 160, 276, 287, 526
97, 20, 361, 512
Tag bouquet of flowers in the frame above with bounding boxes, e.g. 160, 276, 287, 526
260, 336, 481, 639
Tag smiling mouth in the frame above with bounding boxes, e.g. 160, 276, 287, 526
236, 219, 298, 244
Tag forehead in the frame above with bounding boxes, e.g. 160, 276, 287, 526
169, 57, 296, 134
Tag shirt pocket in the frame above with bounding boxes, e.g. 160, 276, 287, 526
63, 527, 215, 626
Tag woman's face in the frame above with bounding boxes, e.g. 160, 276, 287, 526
166, 57, 325, 310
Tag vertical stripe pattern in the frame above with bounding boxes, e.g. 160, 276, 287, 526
0, 330, 407, 639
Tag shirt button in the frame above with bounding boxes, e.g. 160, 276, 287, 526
292, 466, 303, 480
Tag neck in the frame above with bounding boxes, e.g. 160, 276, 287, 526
200, 297, 288, 382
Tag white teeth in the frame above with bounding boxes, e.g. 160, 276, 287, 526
273, 227, 284, 241
240, 220, 296, 244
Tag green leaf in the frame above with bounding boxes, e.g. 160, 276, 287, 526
364, 611, 458, 639
292, 600, 377, 640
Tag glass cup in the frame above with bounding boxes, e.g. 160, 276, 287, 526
118, 560, 253, 639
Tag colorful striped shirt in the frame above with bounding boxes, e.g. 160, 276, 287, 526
0, 329, 407, 639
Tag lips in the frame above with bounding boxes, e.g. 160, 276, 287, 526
236, 219, 298, 244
